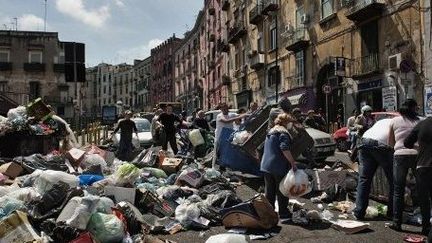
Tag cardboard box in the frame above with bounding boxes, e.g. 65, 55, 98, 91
0, 162, 23, 178
331, 220, 370, 234
313, 170, 346, 191
0, 211, 41, 242
104, 186, 136, 204
161, 158, 183, 174
66, 148, 86, 166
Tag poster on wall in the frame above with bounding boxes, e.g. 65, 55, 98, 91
425, 86, 432, 116
382, 86, 397, 111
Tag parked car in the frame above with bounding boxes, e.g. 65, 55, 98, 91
332, 111, 400, 151
305, 127, 337, 161
205, 109, 239, 129
113, 118, 153, 148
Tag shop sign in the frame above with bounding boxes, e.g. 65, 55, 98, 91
425, 86, 432, 116
358, 79, 382, 91
382, 86, 397, 111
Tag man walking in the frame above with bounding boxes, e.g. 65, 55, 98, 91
157, 105, 186, 155
353, 118, 394, 220
111, 110, 138, 161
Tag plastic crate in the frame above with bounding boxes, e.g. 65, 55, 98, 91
27, 98, 54, 121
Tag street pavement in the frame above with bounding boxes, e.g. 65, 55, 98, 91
157, 151, 425, 243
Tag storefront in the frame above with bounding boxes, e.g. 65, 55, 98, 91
357, 79, 384, 111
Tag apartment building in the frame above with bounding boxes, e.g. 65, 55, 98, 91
423, 0, 432, 116
134, 57, 152, 112
150, 35, 182, 108
0, 31, 85, 118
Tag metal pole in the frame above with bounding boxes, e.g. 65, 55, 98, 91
73, 43, 79, 130
326, 93, 329, 132
275, 12, 279, 103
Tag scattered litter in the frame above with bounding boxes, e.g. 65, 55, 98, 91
331, 220, 370, 234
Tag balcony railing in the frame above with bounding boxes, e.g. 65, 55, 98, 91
250, 52, 265, 70
0, 62, 12, 71
262, 0, 279, 14
222, 0, 230, 11
24, 63, 45, 72
249, 4, 264, 25
351, 53, 381, 77
345, 0, 386, 22
285, 28, 309, 52
228, 21, 247, 44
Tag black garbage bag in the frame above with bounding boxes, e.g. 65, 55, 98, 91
116, 201, 150, 235
198, 182, 236, 199
197, 204, 221, 225
292, 209, 309, 226
27, 182, 84, 222
40, 219, 82, 243
205, 190, 242, 209
14, 154, 69, 173
161, 187, 194, 202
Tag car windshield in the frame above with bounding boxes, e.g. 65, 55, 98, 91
134, 119, 151, 132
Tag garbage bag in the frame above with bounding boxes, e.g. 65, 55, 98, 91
87, 212, 125, 243
0, 183, 20, 197
156, 185, 193, 201
232, 131, 252, 145
0, 196, 25, 220
175, 203, 201, 227
82, 154, 107, 169
27, 182, 71, 221
34, 170, 79, 194
292, 209, 309, 226
113, 163, 140, 186
14, 154, 69, 173
205, 234, 248, 243
40, 219, 81, 243
204, 168, 221, 181
279, 169, 312, 198
199, 182, 235, 199
204, 190, 242, 209
188, 129, 205, 147
6, 187, 40, 203
142, 167, 168, 179
79, 174, 104, 186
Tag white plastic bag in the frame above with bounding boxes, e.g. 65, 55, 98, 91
205, 234, 248, 243
188, 129, 205, 147
175, 203, 201, 226
82, 154, 108, 169
6, 187, 40, 203
232, 131, 252, 145
34, 170, 79, 193
132, 135, 140, 149
279, 169, 312, 198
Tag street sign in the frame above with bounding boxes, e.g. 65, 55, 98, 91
399, 59, 414, 73
322, 84, 331, 94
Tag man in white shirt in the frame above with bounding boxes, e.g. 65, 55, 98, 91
213, 103, 247, 168
353, 118, 394, 220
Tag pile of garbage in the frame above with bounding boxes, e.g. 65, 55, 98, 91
0, 141, 286, 242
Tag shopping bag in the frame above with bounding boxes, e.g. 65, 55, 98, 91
279, 169, 312, 198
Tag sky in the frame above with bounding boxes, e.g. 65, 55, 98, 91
0, 0, 203, 66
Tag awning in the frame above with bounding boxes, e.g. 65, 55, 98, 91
287, 93, 307, 106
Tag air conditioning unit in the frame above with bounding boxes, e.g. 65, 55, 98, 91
388, 53, 402, 70
300, 14, 309, 24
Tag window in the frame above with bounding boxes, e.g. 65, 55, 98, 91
58, 52, 65, 64
29, 81, 40, 100
268, 66, 280, 87
296, 6, 305, 28
321, 0, 334, 19
103, 86, 106, 94
0, 81, 7, 92
0, 50, 10, 62
270, 21, 277, 51
28, 51, 42, 63
295, 51, 305, 87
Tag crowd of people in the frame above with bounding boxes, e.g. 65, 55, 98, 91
110, 98, 432, 236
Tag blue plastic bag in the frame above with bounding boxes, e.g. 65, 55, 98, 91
79, 174, 104, 186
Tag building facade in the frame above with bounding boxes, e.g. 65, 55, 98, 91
174, 11, 203, 114
134, 57, 152, 112
222, 0, 423, 123
423, 0, 432, 116
0, 30, 84, 118
150, 35, 182, 108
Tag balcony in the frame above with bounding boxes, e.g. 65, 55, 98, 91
228, 21, 247, 44
0, 62, 12, 71
209, 7, 216, 15
262, 0, 279, 14
208, 60, 216, 69
222, 75, 231, 86
351, 53, 381, 78
217, 39, 230, 52
345, 0, 386, 22
250, 52, 265, 70
53, 64, 65, 73
222, 0, 230, 11
249, 4, 264, 25
209, 33, 216, 42
285, 28, 309, 52
24, 63, 45, 72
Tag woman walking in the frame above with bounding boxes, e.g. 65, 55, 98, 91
388, 99, 420, 231
261, 113, 297, 223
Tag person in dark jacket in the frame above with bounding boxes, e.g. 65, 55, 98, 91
303, 110, 320, 129
111, 110, 138, 161
261, 113, 298, 223
193, 110, 210, 131
405, 117, 432, 235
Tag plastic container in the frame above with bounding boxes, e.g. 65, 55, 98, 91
188, 129, 205, 147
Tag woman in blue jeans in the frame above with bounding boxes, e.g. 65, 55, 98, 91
388, 99, 420, 231
261, 113, 297, 223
